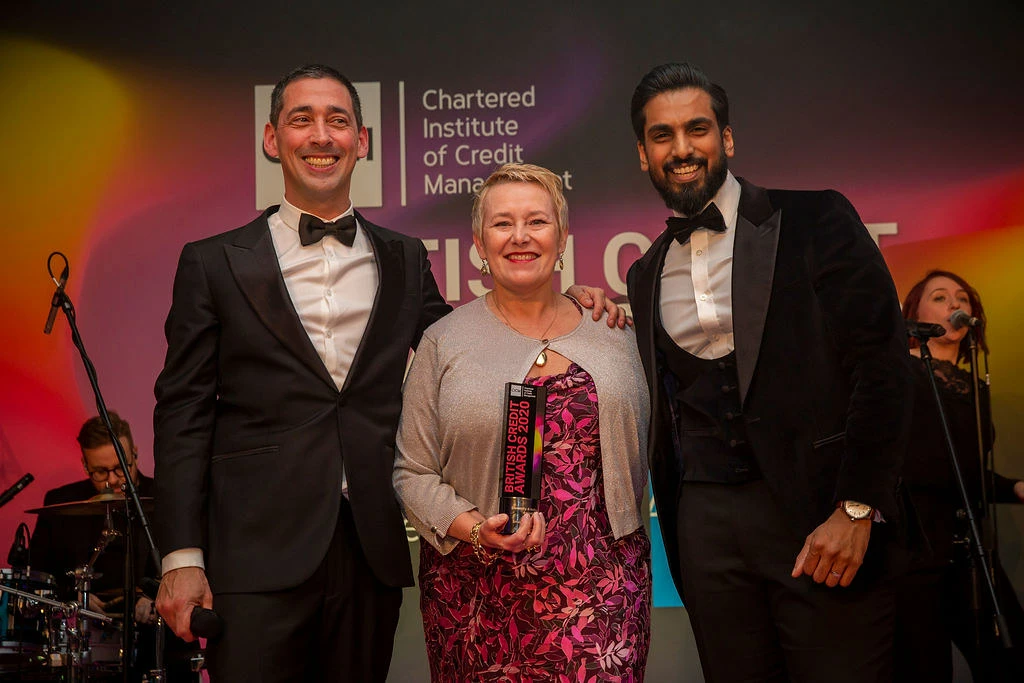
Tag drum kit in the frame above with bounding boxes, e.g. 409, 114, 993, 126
0, 492, 201, 682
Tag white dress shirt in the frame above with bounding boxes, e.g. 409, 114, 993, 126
270, 198, 378, 391
659, 172, 741, 360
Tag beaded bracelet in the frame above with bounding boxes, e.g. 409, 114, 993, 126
469, 520, 499, 566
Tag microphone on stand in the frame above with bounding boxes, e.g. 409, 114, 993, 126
0, 473, 33, 509
906, 320, 947, 340
7, 522, 31, 569
950, 310, 981, 330
44, 255, 69, 335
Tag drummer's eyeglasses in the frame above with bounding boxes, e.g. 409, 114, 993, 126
87, 462, 132, 482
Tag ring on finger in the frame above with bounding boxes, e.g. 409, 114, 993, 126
829, 570, 842, 577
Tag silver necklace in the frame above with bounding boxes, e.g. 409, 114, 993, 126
491, 294, 559, 367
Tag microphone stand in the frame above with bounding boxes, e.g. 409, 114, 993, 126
45, 253, 166, 683
965, 325, 1013, 682
913, 333, 1012, 666
967, 328, 995, 545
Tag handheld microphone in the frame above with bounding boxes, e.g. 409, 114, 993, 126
142, 576, 224, 639
44, 263, 69, 334
190, 606, 224, 639
950, 310, 981, 330
905, 320, 946, 340
0, 473, 34, 509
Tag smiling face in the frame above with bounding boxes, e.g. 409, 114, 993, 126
263, 76, 368, 217
637, 87, 734, 216
915, 275, 973, 345
473, 181, 567, 298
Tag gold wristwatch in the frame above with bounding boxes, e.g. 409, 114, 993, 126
840, 500, 873, 522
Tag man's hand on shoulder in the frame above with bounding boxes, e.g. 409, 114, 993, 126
791, 507, 871, 588
565, 284, 632, 329
156, 566, 213, 642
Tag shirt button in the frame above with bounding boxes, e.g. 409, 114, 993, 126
325, 290, 333, 298
699, 294, 708, 301
326, 330, 333, 339
695, 249, 703, 256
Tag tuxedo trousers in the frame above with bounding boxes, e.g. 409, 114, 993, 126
675, 480, 895, 683
206, 497, 403, 682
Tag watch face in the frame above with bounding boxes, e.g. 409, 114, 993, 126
844, 501, 872, 520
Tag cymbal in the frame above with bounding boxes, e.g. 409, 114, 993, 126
27, 492, 154, 516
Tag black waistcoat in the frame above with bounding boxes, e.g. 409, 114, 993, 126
655, 318, 761, 483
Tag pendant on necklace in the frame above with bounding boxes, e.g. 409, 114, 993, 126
535, 342, 549, 367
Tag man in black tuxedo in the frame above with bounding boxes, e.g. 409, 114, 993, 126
626, 63, 913, 682
152, 64, 452, 682
154, 64, 618, 682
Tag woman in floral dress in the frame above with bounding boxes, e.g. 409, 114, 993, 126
394, 163, 651, 681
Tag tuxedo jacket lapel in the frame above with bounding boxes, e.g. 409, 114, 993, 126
732, 180, 781, 405
224, 209, 337, 390
631, 231, 676, 395
341, 212, 406, 391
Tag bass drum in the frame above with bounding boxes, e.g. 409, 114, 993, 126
0, 568, 55, 680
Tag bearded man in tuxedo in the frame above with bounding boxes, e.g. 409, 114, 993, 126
626, 62, 912, 683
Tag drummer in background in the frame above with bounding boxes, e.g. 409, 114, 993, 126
29, 412, 154, 614
29, 412, 194, 681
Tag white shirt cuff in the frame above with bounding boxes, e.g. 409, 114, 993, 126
161, 548, 205, 574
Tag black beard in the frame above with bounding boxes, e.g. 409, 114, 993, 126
650, 150, 729, 216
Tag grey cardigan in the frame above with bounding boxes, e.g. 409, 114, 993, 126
394, 296, 650, 554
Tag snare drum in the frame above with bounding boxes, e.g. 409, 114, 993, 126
44, 609, 124, 681
0, 568, 56, 677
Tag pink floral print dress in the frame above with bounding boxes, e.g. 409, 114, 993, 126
418, 364, 652, 682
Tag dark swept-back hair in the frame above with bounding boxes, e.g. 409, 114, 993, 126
77, 411, 135, 453
901, 269, 988, 363
630, 62, 730, 140
269, 64, 363, 129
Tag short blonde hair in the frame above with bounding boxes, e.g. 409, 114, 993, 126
471, 163, 569, 240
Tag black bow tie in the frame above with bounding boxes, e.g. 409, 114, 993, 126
665, 203, 727, 244
298, 213, 357, 247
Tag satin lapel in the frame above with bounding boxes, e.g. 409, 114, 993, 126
342, 213, 405, 392
732, 180, 781, 405
224, 210, 337, 390
631, 231, 676, 404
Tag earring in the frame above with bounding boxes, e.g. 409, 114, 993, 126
480, 259, 490, 277
557, 253, 564, 271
